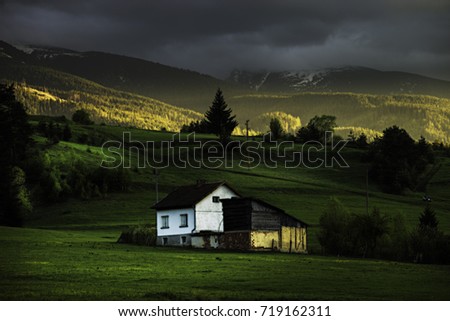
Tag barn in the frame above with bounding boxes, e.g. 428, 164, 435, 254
220, 197, 307, 253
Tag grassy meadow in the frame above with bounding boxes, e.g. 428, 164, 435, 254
2, 226, 450, 300
1, 123, 450, 300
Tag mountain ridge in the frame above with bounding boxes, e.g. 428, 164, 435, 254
3, 40, 450, 103
0, 41, 245, 111
228, 67, 450, 98
1, 40, 450, 144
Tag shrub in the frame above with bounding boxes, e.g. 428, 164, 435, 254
376, 214, 411, 261
0, 167, 33, 226
411, 205, 450, 264
317, 197, 352, 256
118, 226, 156, 246
72, 109, 94, 125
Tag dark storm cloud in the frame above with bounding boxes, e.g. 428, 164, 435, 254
1, 0, 449, 80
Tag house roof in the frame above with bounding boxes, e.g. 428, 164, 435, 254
151, 181, 240, 210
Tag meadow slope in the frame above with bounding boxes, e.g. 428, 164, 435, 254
1, 123, 449, 300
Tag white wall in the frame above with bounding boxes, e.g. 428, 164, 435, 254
156, 208, 194, 237
194, 185, 239, 232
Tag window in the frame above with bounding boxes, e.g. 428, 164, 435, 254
212, 196, 220, 203
162, 237, 168, 245
180, 214, 188, 227
161, 216, 169, 229
180, 236, 187, 245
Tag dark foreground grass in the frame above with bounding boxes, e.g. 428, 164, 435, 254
1, 226, 449, 300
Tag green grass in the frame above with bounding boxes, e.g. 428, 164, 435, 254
2, 123, 450, 300
27, 127, 450, 252
1, 226, 449, 300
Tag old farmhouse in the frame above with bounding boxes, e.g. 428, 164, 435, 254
152, 181, 308, 253
152, 181, 240, 246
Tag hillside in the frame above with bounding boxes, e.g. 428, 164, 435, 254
0, 57, 202, 131
1, 118, 449, 300
229, 93, 450, 144
0, 41, 244, 110
228, 67, 450, 98
20, 122, 450, 247
2, 40, 450, 143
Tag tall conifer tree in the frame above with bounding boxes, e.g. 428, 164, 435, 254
204, 88, 238, 143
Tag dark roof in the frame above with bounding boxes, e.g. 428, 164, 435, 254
221, 197, 308, 226
152, 181, 240, 210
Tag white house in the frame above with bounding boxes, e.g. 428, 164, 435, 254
152, 181, 240, 246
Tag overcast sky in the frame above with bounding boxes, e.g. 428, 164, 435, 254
1, 0, 449, 80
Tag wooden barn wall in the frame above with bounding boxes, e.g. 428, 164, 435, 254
280, 226, 307, 253
222, 201, 252, 231
250, 201, 281, 230
280, 214, 305, 228
215, 198, 307, 253
250, 230, 280, 250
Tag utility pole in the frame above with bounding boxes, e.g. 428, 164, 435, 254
245, 120, 250, 170
153, 168, 160, 204
366, 168, 369, 215
245, 120, 249, 141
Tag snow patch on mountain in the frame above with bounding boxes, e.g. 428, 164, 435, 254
281, 70, 330, 89
255, 72, 270, 91
13, 44, 84, 59
0, 47, 12, 59
13, 44, 35, 54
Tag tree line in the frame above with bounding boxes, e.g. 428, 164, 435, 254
228, 92, 450, 144
259, 112, 438, 195
318, 198, 449, 264
0, 84, 131, 227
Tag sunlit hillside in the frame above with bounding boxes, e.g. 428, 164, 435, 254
0, 59, 203, 131
229, 93, 450, 144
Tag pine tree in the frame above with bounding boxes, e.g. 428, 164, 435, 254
0, 84, 33, 226
0, 84, 32, 165
419, 204, 438, 230
204, 88, 238, 143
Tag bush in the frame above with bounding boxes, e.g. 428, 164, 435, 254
319, 199, 450, 264
118, 226, 156, 246
0, 167, 33, 226
410, 205, 450, 264
410, 228, 450, 264
296, 115, 336, 143
376, 214, 411, 261
317, 197, 353, 256
351, 208, 389, 258
72, 109, 94, 125
318, 200, 389, 258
